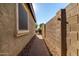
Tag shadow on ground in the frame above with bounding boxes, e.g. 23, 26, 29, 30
18, 35, 50, 56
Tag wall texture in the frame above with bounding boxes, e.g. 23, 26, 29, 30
41, 24, 46, 39
66, 3, 79, 56
0, 3, 36, 56
44, 9, 67, 56
44, 3, 79, 56
45, 16, 61, 56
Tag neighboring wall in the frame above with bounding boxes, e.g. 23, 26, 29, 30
66, 3, 79, 56
44, 3, 79, 56
45, 16, 61, 56
0, 4, 36, 55
41, 24, 46, 39
45, 9, 66, 56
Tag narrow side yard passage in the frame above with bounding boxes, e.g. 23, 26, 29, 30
28, 35, 50, 56
18, 35, 50, 56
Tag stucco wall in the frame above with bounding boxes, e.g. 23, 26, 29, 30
0, 3, 36, 56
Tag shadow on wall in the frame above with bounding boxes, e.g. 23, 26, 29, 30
18, 35, 51, 56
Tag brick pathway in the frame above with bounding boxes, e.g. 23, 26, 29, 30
18, 35, 50, 56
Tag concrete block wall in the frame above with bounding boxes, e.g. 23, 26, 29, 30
0, 3, 36, 56
45, 10, 64, 55
41, 24, 46, 39
44, 3, 79, 56
66, 3, 79, 56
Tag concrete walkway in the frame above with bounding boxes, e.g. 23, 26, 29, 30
18, 35, 50, 56
28, 35, 50, 56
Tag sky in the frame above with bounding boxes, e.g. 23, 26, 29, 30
33, 3, 69, 25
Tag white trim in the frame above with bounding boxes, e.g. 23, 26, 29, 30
16, 3, 29, 36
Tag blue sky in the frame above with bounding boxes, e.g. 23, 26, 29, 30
33, 3, 69, 25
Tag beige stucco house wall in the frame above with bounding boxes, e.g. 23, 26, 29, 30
0, 3, 36, 56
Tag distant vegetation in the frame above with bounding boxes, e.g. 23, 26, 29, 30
35, 23, 45, 34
